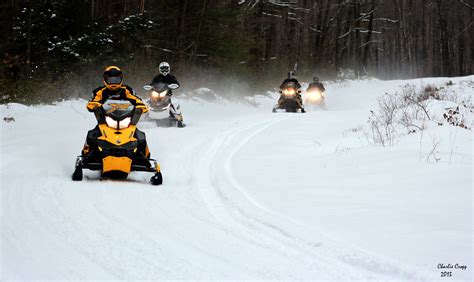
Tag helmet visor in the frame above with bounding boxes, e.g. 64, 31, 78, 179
160, 66, 169, 73
105, 76, 122, 85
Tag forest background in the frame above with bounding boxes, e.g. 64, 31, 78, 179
1, 0, 472, 103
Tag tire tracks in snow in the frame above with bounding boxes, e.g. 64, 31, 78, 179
193, 114, 426, 279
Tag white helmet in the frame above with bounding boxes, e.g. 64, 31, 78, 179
159, 62, 170, 76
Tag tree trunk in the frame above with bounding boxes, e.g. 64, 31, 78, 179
362, 0, 376, 75
25, 0, 32, 77
193, 0, 207, 55
436, 0, 451, 76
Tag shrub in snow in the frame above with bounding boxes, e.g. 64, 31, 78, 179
366, 94, 400, 146
442, 107, 471, 130
365, 83, 472, 146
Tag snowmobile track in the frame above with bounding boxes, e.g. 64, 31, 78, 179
193, 115, 424, 279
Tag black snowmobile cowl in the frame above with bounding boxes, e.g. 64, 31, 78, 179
103, 100, 134, 120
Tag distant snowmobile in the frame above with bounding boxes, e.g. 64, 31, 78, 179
72, 100, 163, 185
143, 82, 185, 127
304, 87, 326, 110
273, 81, 305, 113
304, 77, 326, 110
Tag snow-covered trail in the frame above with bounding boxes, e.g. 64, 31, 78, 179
1, 77, 472, 280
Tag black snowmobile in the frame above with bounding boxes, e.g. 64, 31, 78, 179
72, 100, 163, 185
273, 81, 305, 113
143, 82, 185, 127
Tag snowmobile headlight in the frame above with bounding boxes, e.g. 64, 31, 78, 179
308, 90, 324, 99
284, 89, 296, 96
118, 117, 131, 129
105, 116, 118, 129
159, 90, 168, 97
151, 91, 160, 98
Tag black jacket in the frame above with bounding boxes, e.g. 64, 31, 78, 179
307, 82, 325, 92
280, 78, 301, 89
151, 74, 180, 86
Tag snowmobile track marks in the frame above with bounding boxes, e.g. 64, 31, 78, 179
192, 115, 422, 279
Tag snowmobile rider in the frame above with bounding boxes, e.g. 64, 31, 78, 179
82, 66, 151, 158
151, 61, 180, 91
87, 66, 148, 112
276, 71, 305, 112
307, 76, 325, 93
280, 71, 302, 89
150, 61, 180, 115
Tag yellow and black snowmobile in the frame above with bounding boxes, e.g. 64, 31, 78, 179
72, 100, 163, 185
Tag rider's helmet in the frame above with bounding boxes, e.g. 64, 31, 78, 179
313, 76, 319, 83
287, 71, 295, 79
159, 62, 170, 76
103, 66, 123, 90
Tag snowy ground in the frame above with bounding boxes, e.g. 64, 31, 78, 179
1, 76, 472, 280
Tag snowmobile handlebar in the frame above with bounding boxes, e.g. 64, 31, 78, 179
144, 83, 179, 92
93, 102, 143, 126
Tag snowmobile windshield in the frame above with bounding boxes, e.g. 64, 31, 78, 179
150, 82, 171, 92
282, 81, 297, 89
102, 100, 134, 120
